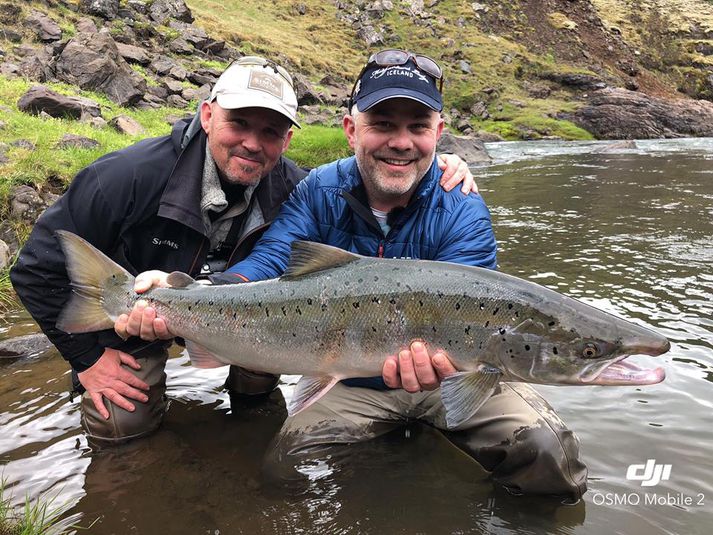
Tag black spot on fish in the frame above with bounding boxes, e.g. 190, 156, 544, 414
437, 291, 444, 298
499, 328, 506, 335
515, 311, 520, 317
218, 308, 223, 314
553, 346, 559, 355
307, 298, 313, 305
374, 276, 379, 282
233, 312, 237, 319
292, 333, 297, 337
455, 303, 461, 310
389, 298, 396, 305
432, 326, 437, 332
341, 308, 346, 314
372, 327, 377, 332
493, 307, 499, 315
358, 278, 363, 283
265, 308, 270, 317
448, 340, 453, 347
465, 326, 471, 335
525, 345, 531, 351
396, 282, 401, 287
485, 321, 490, 328
480, 303, 485, 310
209, 301, 213, 306
281, 306, 287, 316
321, 304, 328, 312
242, 322, 247, 328
352, 302, 360, 309
167, 300, 172, 305
387, 319, 393, 324
548, 321, 556, 326
419, 300, 424, 307
507, 303, 513, 309
371, 297, 380, 304
296, 306, 302, 315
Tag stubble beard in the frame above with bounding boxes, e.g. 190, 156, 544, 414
357, 149, 434, 203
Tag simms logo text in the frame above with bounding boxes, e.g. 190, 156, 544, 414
626, 459, 672, 487
152, 238, 179, 250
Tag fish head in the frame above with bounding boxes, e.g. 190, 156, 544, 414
492, 307, 669, 386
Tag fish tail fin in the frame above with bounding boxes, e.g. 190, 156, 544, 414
55, 230, 134, 333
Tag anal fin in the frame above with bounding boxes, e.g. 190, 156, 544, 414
288, 375, 340, 416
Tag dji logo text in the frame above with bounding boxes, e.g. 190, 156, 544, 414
626, 459, 672, 487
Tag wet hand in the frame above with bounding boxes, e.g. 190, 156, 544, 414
78, 348, 150, 419
115, 300, 173, 341
114, 270, 174, 341
437, 153, 479, 195
382, 341, 457, 392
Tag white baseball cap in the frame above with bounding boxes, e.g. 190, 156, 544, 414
209, 56, 301, 128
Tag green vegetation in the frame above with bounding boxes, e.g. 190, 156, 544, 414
286, 125, 351, 169
0, 479, 84, 535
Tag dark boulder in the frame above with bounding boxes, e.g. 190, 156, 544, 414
55, 133, 100, 149
149, 0, 193, 24
55, 32, 146, 106
18, 85, 102, 119
437, 132, 491, 165
565, 88, 713, 139
80, 0, 119, 20
26, 10, 62, 42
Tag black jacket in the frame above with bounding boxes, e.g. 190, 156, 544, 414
10, 117, 307, 372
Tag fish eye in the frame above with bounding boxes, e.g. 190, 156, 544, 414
582, 343, 599, 359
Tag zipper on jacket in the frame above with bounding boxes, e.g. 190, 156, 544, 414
377, 241, 384, 258
188, 237, 209, 275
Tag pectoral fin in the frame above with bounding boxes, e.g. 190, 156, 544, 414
288, 375, 340, 416
440, 366, 502, 429
185, 340, 228, 369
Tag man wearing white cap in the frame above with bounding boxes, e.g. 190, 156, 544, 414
11, 56, 475, 444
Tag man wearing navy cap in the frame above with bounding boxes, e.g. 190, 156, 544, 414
120, 50, 587, 499
215, 50, 587, 499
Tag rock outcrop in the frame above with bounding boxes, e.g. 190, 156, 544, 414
565, 88, 713, 139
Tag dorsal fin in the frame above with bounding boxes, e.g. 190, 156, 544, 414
282, 241, 361, 280
166, 271, 196, 288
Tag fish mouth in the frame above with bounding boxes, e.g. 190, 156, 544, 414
582, 354, 666, 385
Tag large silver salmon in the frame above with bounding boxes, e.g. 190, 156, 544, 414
56, 231, 669, 428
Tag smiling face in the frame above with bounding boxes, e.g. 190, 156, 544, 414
200, 102, 293, 186
343, 98, 444, 211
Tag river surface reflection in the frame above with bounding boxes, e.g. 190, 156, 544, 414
1, 139, 712, 534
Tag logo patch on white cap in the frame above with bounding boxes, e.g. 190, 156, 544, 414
248, 70, 284, 100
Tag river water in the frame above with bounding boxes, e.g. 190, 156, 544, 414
1, 139, 712, 534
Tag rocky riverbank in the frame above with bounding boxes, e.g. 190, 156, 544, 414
2, 0, 713, 274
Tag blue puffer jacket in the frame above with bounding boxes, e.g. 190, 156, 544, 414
223, 155, 498, 388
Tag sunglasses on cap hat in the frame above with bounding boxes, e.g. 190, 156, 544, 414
349, 49, 444, 108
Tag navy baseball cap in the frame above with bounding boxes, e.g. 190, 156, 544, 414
351, 59, 443, 112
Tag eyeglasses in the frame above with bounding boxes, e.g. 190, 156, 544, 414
349, 49, 444, 107
230, 55, 294, 87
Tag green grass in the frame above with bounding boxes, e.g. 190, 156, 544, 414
285, 125, 352, 169
0, 479, 86, 535
0, 76, 190, 206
